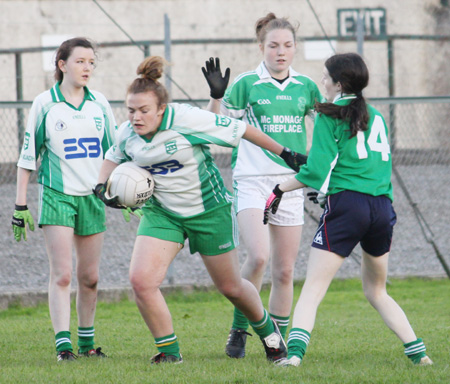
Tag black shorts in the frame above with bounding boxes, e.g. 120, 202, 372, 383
311, 190, 397, 257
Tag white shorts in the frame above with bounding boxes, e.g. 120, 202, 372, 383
233, 175, 304, 226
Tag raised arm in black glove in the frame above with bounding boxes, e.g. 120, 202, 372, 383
280, 147, 308, 172
201, 57, 230, 99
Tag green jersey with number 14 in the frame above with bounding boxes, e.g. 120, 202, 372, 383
105, 103, 247, 217
221, 61, 323, 179
296, 95, 393, 201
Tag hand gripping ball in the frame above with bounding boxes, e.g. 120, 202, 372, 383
107, 162, 154, 208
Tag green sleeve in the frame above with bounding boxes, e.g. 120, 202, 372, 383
295, 114, 339, 193
222, 75, 252, 114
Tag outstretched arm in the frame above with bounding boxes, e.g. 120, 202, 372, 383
242, 124, 284, 156
202, 57, 230, 113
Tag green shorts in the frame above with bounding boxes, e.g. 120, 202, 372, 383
38, 185, 106, 236
137, 202, 239, 256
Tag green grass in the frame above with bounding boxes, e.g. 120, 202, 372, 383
0, 278, 448, 383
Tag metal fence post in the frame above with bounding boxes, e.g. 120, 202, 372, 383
164, 14, 175, 284
388, 38, 396, 152
356, 12, 364, 57
15, 52, 25, 152
164, 14, 172, 99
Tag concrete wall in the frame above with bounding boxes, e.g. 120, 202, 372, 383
0, 0, 449, 103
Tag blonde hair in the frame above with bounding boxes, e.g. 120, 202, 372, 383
127, 56, 169, 106
255, 12, 297, 44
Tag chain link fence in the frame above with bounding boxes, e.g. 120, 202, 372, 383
0, 96, 449, 297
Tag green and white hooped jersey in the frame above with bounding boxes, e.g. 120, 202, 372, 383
17, 83, 117, 196
221, 61, 323, 179
105, 103, 247, 217
296, 95, 394, 201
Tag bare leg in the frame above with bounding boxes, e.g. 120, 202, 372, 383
74, 232, 104, 327
43, 225, 74, 334
269, 225, 302, 317
238, 209, 271, 291
201, 249, 264, 322
361, 250, 417, 343
292, 248, 344, 332
129, 236, 180, 337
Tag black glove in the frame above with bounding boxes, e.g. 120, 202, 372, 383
307, 191, 327, 208
280, 147, 308, 172
93, 182, 125, 209
201, 57, 230, 99
263, 184, 284, 225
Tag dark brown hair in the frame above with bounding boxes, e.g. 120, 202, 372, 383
54, 37, 96, 82
255, 12, 297, 44
127, 56, 169, 107
315, 53, 370, 138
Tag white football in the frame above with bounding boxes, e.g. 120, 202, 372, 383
107, 162, 154, 208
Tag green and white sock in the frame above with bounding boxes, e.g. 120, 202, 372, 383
231, 307, 249, 330
287, 328, 310, 360
77, 326, 95, 353
270, 313, 290, 340
249, 309, 275, 339
55, 331, 73, 353
404, 338, 427, 364
155, 333, 181, 358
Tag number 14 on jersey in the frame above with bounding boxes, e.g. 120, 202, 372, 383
356, 115, 390, 161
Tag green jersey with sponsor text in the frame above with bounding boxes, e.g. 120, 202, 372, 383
296, 95, 394, 201
105, 103, 247, 217
221, 61, 323, 179
17, 83, 117, 196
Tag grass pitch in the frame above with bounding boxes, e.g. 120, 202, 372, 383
0, 278, 448, 383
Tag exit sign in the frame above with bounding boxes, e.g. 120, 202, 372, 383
338, 8, 387, 37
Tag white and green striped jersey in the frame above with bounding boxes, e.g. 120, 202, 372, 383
17, 83, 117, 196
296, 95, 394, 201
221, 61, 323, 179
105, 103, 247, 217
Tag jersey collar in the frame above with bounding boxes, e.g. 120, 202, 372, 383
255, 61, 300, 80
157, 104, 174, 132
333, 93, 357, 103
50, 82, 95, 104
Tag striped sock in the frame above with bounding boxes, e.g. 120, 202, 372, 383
77, 326, 95, 353
270, 313, 290, 340
249, 309, 275, 339
155, 333, 180, 358
55, 331, 73, 353
404, 338, 427, 364
287, 328, 311, 360
232, 307, 249, 330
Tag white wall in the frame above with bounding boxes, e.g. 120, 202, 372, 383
0, 0, 448, 102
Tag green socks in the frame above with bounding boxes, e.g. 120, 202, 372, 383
77, 326, 95, 353
231, 307, 249, 330
404, 338, 427, 364
232, 308, 289, 340
55, 331, 73, 353
155, 333, 181, 358
249, 309, 275, 339
270, 313, 290, 339
286, 328, 310, 360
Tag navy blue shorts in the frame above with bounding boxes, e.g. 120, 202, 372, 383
311, 190, 397, 257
